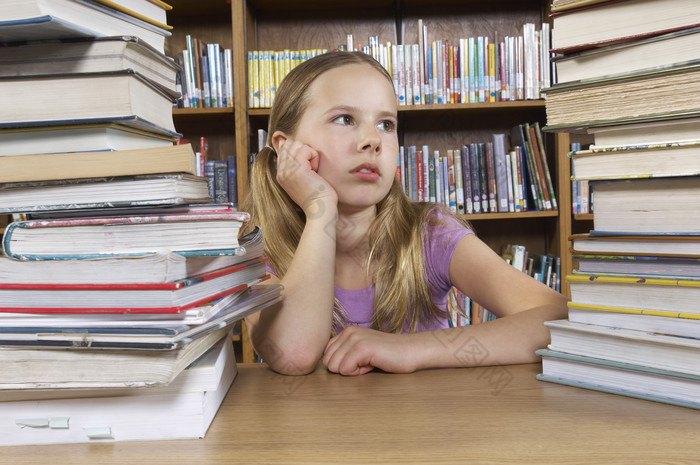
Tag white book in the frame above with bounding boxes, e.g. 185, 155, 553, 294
0, 334, 237, 445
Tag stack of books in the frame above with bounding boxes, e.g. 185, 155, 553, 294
538, 0, 700, 410
0, 0, 281, 444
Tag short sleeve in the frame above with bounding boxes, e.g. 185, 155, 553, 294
423, 209, 474, 301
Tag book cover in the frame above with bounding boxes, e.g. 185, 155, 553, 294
567, 272, 700, 315
567, 301, 700, 340
545, 319, 700, 377
2, 209, 250, 260
570, 232, 700, 257
0, 282, 282, 348
537, 349, 700, 411
0, 258, 269, 314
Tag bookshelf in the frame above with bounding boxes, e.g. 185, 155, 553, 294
167, 0, 577, 360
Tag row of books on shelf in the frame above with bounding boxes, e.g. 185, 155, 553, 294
540, 0, 700, 411
448, 243, 561, 327
249, 20, 551, 108
178, 136, 238, 207
398, 122, 557, 214
173, 35, 234, 109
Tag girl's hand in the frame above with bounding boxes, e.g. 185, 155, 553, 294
275, 138, 337, 217
322, 326, 419, 376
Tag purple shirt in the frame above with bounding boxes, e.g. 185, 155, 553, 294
267, 210, 473, 333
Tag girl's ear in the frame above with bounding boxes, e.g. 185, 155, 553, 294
271, 130, 288, 154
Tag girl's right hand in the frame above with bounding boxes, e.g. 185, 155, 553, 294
276, 138, 338, 218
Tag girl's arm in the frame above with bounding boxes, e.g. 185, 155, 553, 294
322, 234, 568, 375
245, 138, 338, 375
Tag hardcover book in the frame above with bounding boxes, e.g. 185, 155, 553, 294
2, 209, 250, 260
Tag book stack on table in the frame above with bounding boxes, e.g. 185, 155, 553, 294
538, 0, 700, 410
0, 0, 281, 445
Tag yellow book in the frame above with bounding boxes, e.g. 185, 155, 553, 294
488, 42, 496, 102
92, 0, 173, 30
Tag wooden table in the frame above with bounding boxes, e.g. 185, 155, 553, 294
3, 363, 699, 464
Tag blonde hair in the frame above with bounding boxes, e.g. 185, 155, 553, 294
240, 51, 470, 333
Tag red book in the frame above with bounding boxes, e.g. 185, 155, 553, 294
0, 258, 269, 314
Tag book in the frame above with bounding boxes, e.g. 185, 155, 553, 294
573, 254, 700, 279
0, 0, 172, 53
570, 232, 700, 257
0, 173, 212, 214
0, 333, 236, 445
591, 176, 700, 233
543, 62, 700, 131
0, 282, 282, 347
567, 273, 700, 315
545, 319, 700, 376
0, 143, 196, 184
92, 0, 172, 30
0, 226, 263, 285
550, 0, 700, 53
0, 257, 268, 314
552, 26, 700, 84
2, 209, 250, 260
569, 141, 700, 180
0, 324, 231, 389
566, 302, 700, 340
0, 70, 178, 137
0, 123, 175, 157
586, 117, 700, 149
0, 35, 179, 93
537, 349, 700, 411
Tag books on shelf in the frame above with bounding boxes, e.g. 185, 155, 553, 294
396, 122, 556, 213
0, 143, 197, 183
550, 0, 700, 53
0, 0, 172, 53
543, 62, 700, 131
570, 232, 700, 257
0, 332, 238, 446
537, 349, 700, 411
591, 176, 700, 233
2, 208, 250, 259
0, 226, 263, 285
0, 70, 179, 136
0, 35, 179, 93
0, 123, 175, 157
174, 35, 233, 109
569, 141, 700, 181
247, 19, 551, 108
552, 26, 700, 84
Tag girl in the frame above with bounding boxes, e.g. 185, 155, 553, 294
240, 51, 567, 376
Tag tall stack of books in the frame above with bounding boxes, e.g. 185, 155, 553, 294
538, 0, 700, 410
0, 0, 281, 444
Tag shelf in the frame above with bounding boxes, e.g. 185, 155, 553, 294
574, 213, 594, 221
249, 100, 545, 117
465, 210, 558, 221
173, 107, 235, 116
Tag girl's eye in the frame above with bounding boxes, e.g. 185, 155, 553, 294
332, 115, 353, 125
378, 120, 395, 132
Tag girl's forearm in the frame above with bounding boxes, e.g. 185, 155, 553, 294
251, 206, 338, 374
410, 303, 566, 371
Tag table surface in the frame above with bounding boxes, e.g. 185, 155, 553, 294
2, 362, 699, 464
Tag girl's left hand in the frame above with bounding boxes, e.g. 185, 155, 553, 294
322, 326, 419, 376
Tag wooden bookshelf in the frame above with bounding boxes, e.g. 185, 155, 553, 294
167, 0, 577, 361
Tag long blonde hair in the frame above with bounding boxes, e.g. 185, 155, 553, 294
240, 51, 470, 333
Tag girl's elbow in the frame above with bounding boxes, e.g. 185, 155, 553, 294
258, 344, 323, 376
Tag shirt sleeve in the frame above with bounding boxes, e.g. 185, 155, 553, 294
423, 209, 474, 299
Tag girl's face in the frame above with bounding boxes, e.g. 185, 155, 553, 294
294, 62, 399, 213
